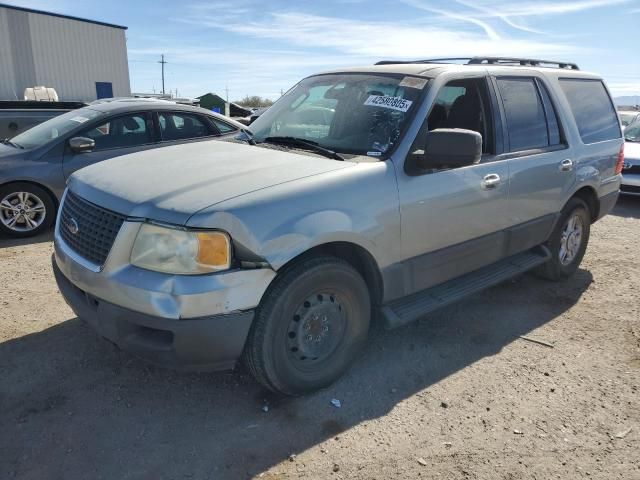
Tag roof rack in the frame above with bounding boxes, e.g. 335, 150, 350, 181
375, 57, 580, 70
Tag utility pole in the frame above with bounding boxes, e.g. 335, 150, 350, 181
158, 54, 167, 94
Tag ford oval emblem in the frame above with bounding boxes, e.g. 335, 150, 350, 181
622, 162, 631, 170
67, 218, 79, 235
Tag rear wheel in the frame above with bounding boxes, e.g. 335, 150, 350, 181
243, 256, 370, 395
0, 183, 55, 238
536, 197, 591, 281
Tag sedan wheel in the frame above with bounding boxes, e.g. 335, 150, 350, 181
0, 184, 55, 238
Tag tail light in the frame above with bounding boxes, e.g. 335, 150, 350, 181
615, 144, 624, 175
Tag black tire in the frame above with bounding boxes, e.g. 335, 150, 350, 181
243, 256, 370, 396
535, 197, 591, 281
0, 182, 56, 238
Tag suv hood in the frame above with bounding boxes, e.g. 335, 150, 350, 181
68, 140, 353, 225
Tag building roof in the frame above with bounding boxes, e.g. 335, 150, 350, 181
0, 3, 127, 30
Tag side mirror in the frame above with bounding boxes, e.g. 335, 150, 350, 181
69, 136, 95, 153
414, 129, 482, 170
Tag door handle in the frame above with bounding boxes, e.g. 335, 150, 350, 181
482, 173, 501, 189
559, 158, 573, 172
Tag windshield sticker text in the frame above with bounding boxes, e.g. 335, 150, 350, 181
364, 95, 413, 112
398, 77, 428, 89
69, 116, 89, 123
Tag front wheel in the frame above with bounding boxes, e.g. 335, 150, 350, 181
536, 197, 591, 281
243, 256, 371, 396
0, 183, 56, 238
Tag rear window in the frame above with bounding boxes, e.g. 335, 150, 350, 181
559, 79, 620, 144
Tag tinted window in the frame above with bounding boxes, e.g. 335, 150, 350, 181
159, 113, 212, 141
559, 79, 620, 144
497, 78, 548, 151
80, 113, 151, 151
211, 118, 237, 134
537, 80, 562, 146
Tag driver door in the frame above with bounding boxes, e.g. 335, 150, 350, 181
396, 75, 512, 294
63, 112, 156, 179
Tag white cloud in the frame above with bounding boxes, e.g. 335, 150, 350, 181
459, 0, 632, 18
180, 11, 579, 59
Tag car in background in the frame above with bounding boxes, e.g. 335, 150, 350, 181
0, 100, 243, 237
0, 100, 87, 139
622, 122, 640, 195
619, 110, 640, 131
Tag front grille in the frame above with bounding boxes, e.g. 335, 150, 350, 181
621, 184, 640, 194
622, 164, 640, 174
59, 190, 125, 266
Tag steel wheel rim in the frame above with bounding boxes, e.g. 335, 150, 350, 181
0, 191, 46, 232
286, 292, 346, 368
559, 213, 583, 266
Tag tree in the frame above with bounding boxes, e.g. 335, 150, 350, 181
235, 95, 274, 108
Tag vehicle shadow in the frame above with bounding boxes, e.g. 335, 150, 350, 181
0, 229, 53, 248
0, 269, 592, 479
611, 194, 640, 219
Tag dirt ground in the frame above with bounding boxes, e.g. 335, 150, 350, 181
1, 196, 639, 480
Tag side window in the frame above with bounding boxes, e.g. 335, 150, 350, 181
80, 113, 151, 151
427, 78, 494, 154
559, 79, 621, 144
496, 77, 548, 152
158, 112, 213, 141
211, 118, 237, 134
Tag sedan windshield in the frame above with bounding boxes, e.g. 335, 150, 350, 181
625, 123, 640, 142
10, 107, 105, 149
249, 73, 427, 157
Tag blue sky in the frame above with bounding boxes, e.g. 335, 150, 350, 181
10, 0, 640, 101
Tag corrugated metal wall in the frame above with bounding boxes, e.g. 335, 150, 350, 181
0, 6, 130, 101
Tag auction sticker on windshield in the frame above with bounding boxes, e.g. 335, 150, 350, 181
364, 95, 413, 112
69, 116, 89, 123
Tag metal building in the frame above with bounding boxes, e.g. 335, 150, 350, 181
0, 3, 131, 102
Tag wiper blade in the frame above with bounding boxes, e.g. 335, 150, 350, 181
263, 136, 344, 160
2, 138, 23, 149
240, 128, 257, 145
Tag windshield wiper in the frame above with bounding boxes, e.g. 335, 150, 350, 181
240, 128, 257, 145
2, 138, 23, 149
263, 136, 344, 161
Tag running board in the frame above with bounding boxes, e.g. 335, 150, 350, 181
381, 246, 551, 330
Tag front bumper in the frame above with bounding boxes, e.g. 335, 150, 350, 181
54, 256, 254, 370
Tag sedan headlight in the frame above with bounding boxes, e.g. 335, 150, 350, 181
130, 223, 231, 274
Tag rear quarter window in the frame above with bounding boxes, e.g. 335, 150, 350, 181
559, 79, 621, 144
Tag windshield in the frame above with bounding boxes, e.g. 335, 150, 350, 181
625, 123, 640, 142
249, 73, 427, 157
10, 107, 105, 149
620, 112, 639, 127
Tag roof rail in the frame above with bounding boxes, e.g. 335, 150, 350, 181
375, 57, 580, 70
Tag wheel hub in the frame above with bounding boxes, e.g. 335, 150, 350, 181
286, 293, 345, 364
0, 191, 46, 232
559, 213, 583, 266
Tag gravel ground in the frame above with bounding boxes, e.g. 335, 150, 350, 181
1, 196, 639, 480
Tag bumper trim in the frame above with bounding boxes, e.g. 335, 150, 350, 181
53, 255, 254, 371
596, 190, 619, 221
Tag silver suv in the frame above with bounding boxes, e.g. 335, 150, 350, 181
53, 57, 624, 395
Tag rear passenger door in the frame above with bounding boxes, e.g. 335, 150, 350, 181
493, 75, 574, 255
63, 112, 156, 179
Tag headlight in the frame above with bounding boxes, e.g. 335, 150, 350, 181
130, 223, 231, 274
